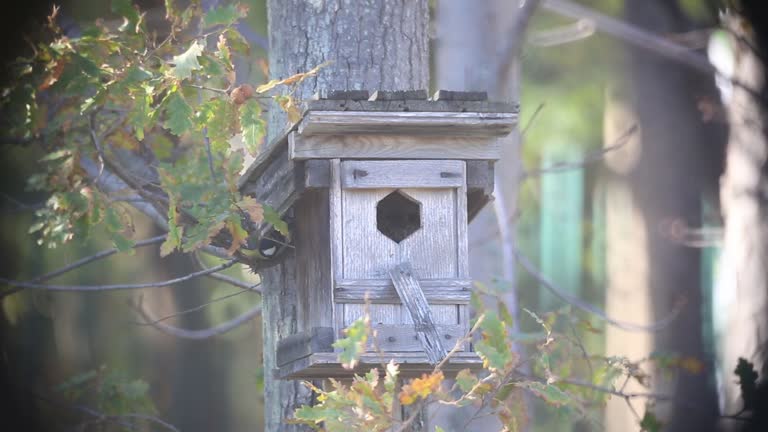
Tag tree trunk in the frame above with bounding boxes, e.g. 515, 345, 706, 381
718, 4, 768, 427
262, 2, 429, 430
434, 2, 527, 430
603, 1, 721, 430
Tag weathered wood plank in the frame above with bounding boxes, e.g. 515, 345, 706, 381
302, 159, 331, 188
336, 278, 471, 289
297, 111, 516, 136
341, 188, 399, 279
302, 99, 519, 114
340, 160, 464, 189
466, 160, 494, 192
399, 188, 459, 278
369, 90, 429, 101
289, 133, 501, 161
334, 287, 469, 304
276, 327, 335, 367
456, 163, 469, 280
432, 90, 488, 101
367, 324, 465, 352
239, 145, 298, 215
294, 189, 334, 331
389, 263, 447, 364
277, 352, 482, 380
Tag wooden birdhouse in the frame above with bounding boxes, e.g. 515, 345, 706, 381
238, 90, 518, 379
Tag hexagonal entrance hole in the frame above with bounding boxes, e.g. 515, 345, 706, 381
376, 190, 422, 243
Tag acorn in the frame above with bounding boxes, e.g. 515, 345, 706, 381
230, 84, 254, 105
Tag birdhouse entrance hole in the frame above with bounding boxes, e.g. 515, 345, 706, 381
376, 190, 422, 243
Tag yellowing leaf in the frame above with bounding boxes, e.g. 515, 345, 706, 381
399, 371, 444, 406
276, 95, 301, 124
225, 215, 248, 255
237, 196, 263, 225
254, 61, 331, 94
169, 41, 203, 80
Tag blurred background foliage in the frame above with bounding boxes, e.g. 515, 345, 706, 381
0, 0, 725, 431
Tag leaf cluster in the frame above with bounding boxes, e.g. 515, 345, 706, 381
1, 0, 324, 258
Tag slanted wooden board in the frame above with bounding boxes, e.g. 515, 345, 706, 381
298, 111, 517, 136
340, 160, 465, 189
289, 133, 501, 160
276, 352, 482, 380
389, 263, 447, 365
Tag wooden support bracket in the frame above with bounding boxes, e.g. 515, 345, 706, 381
389, 263, 447, 364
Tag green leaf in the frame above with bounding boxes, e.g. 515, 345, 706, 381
239, 99, 265, 155
263, 205, 290, 238
163, 90, 194, 136
474, 312, 514, 371
169, 41, 204, 80
639, 410, 663, 432
122, 65, 153, 85
333, 316, 369, 369
129, 85, 154, 140
111, 0, 140, 32
203, 4, 247, 29
455, 369, 478, 393
198, 98, 236, 152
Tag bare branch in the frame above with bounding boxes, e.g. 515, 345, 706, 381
132, 281, 260, 326
132, 295, 261, 340
541, 0, 716, 75
523, 124, 638, 177
81, 157, 169, 230
0, 260, 237, 292
495, 0, 543, 94
528, 18, 596, 47
514, 248, 685, 332
192, 252, 261, 291
36, 236, 166, 283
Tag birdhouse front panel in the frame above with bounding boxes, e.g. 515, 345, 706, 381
331, 159, 471, 356
244, 93, 519, 380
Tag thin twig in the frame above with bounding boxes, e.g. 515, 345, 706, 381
523, 124, 638, 177
192, 252, 261, 291
132, 295, 261, 340
514, 248, 685, 332
0, 260, 237, 292
34, 236, 166, 283
521, 102, 545, 137
496, 0, 544, 93
541, 0, 715, 75
132, 282, 261, 326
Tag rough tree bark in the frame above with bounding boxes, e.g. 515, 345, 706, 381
718, 3, 768, 428
262, 1, 429, 431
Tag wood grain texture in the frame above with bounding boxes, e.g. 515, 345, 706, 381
340, 160, 464, 189
389, 263, 447, 364
276, 327, 335, 367
368, 324, 465, 352
294, 189, 334, 331
298, 111, 517, 136
302, 99, 518, 114
277, 352, 482, 380
289, 133, 502, 160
